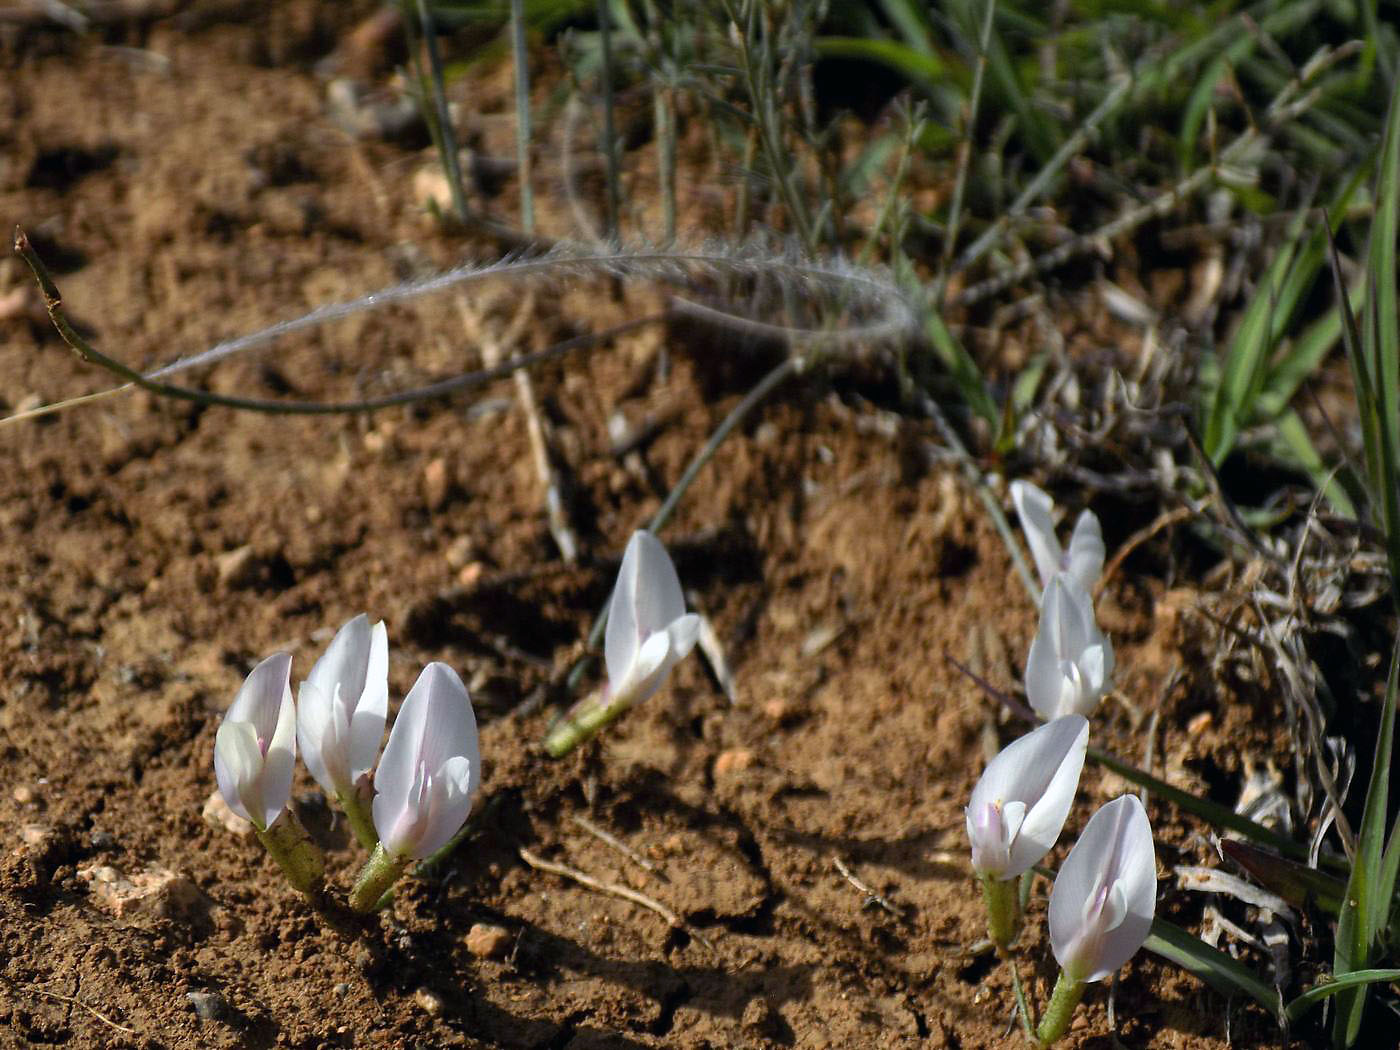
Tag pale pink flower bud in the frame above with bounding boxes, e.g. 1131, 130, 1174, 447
296, 614, 389, 798
1049, 795, 1157, 983
966, 715, 1089, 880
372, 662, 480, 860
214, 652, 297, 832
1011, 480, 1104, 595
605, 531, 700, 707
1025, 574, 1114, 720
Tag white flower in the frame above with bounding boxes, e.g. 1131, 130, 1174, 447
1049, 794, 1157, 983
372, 662, 480, 860
966, 715, 1089, 880
605, 531, 701, 707
1011, 480, 1104, 595
296, 614, 389, 798
1025, 574, 1114, 720
214, 652, 297, 832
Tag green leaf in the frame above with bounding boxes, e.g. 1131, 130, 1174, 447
1145, 918, 1280, 1017
1287, 970, 1400, 1025
923, 310, 999, 428
1219, 838, 1347, 915
1088, 747, 1315, 863
814, 36, 949, 89
1332, 639, 1400, 1046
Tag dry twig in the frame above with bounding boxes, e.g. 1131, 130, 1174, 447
517, 846, 712, 949
568, 814, 664, 879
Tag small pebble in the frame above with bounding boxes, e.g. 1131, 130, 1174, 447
215, 545, 260, 589
414, 987, 443, 1016
422, 457, 451, 510
333, 983, 350, 999
186, 990, 229, 1022
13, 785, 35, 805
445, 535, 475, 571
714, 748, 755, 776
89, 830, 117, 850
465, 923, 512, 959
20, 824, 50, 847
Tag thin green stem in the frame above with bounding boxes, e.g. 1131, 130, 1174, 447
936, 0, 997, 297
413, 0, 471, 224
980, 873, 1022, 950
544, 688, 631, 757
14, 229, 664, 416
350, 844, 412, 913
336, 788, 379, 851
510, 0, 535, 235
596, 0, 621, 241
1035, 971, 1086, 1046
1000, 946, 1036, 1041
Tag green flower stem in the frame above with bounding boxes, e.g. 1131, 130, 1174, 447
544, 689, 630, 758
255, 810, 325, 897
1035, 971, 1086, 1046
336, 788, 379, 851
980, 874, 1022, 950
350, 844, 411, 913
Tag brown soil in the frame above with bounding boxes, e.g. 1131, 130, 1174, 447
0, 6, 1304, 1049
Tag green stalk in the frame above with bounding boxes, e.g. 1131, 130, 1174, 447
1035, 971, 1086, 1046
544, 688, 631, 757
255, 810, 325, 897
336, 788, 379, 851
979, 873, 1021, 950
350, 844, 412, 913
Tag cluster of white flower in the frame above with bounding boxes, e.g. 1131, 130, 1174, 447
213, 614, 481, 909
965, 481, 1157, 1044
212, 530, 698, 910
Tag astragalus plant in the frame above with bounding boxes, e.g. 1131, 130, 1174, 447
213, 616, 481, 914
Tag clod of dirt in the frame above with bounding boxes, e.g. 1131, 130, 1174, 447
185, 990, 229, 1023
77, 863, 207, 922
202, 789, 254, 838
465, 922, 513, 959
742, 996, 779, 1037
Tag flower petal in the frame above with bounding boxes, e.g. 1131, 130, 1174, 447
258, 668, 297, 829
214, 719, 263, 826
1049, 795, 1157, 983
968, 715, 1088, 879
412, 755, 476, 860
226, 652, 293, 745
1006, 717, 1090, 875
296, 679, 335, 795
373, 662, 479, 857
374, 666, 433, 824
348, 619, 389, 782
1066, 510, 1105, 592
605, 531, 686, 685
1011, 480, 1064, 592
307, 614, 372, 719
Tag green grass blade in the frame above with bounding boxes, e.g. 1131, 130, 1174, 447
1287, 970, 1400, 1025
1273, 409, 1356, 517
1332, 640, 1400, 1045
1203, 211, 1308, 464
923, 310, 999, 428
813, 36, 950, 89
1145, 918, 1280, 1017
1089, 747, 1312, 862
